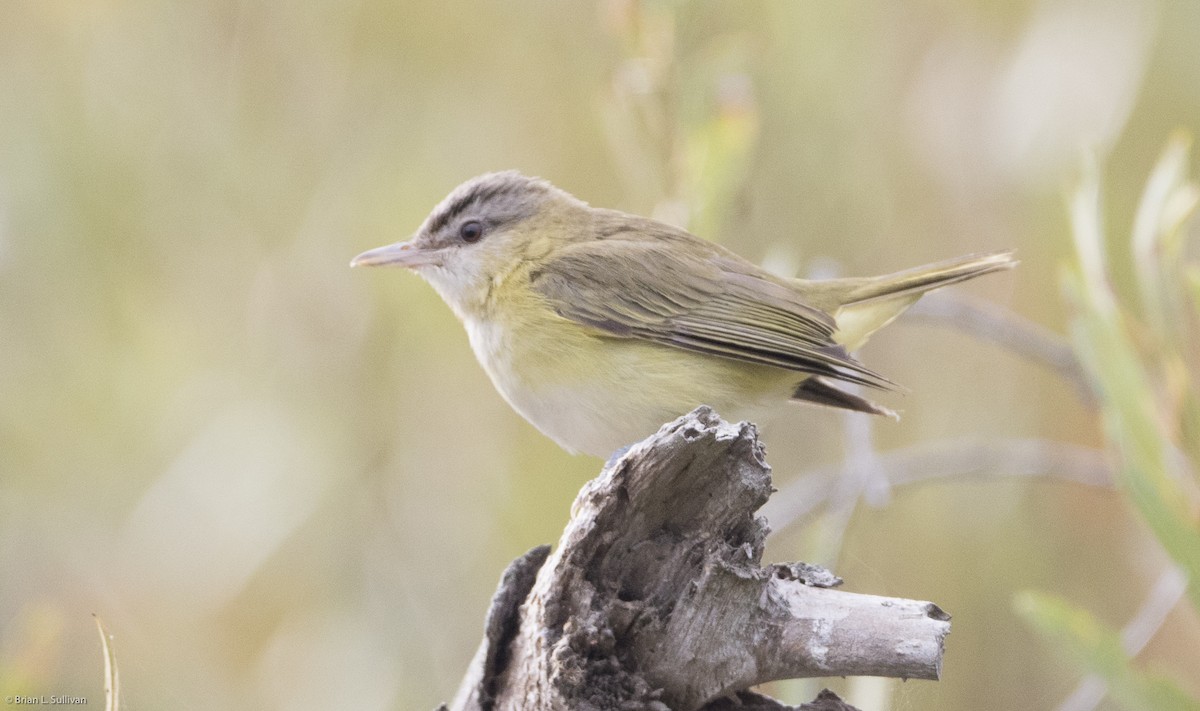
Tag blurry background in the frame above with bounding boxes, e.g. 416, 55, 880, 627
1, 1, 1197, 709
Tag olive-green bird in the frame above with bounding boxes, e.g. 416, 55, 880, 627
353, 171, 1015, 457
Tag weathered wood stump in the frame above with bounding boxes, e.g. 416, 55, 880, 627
441, 407, 951, 711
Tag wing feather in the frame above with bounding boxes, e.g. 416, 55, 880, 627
529, 233, 894, 390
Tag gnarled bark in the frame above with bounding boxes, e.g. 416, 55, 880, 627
442, 407, 951, 711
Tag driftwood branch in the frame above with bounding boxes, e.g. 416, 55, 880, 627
441, 408, 951, 711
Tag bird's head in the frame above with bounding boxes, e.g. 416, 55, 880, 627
352, 171, 585, 318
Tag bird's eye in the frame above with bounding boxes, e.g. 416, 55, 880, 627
459, 220, 484, 243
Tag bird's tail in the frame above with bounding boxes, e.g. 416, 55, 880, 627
804, 250, 1017, 351
789, 250, 1015, 417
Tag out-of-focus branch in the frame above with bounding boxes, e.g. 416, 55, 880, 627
442, 408, 951, 711
1053, 566, 1190, 711
907, 291, 1095, 405
763, 437, 1113, 532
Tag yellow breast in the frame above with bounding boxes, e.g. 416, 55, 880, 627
462, 288, 795, 456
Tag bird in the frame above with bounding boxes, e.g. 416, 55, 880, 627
352, 171, 1015, 457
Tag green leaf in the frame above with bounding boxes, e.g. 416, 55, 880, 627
1131, 133, 1192, 336
1063, 145, 1200, 613
1064, 266, 1200, 612
1015, 591, 1199, 711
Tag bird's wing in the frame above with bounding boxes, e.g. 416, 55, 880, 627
528, 237, 894, 389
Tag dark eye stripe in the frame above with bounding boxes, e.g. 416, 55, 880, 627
429, 180, 520, 233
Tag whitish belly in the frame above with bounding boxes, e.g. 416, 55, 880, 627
465, 317, 795, 457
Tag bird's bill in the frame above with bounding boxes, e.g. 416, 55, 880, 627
350, 240, 442, 269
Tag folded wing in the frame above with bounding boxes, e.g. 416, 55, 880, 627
529, 236, 894, 390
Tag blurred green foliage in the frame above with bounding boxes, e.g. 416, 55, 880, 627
1065, 137, 1200, 609
1, 1, 1199, 710
1016, 135, 1200, 711
1016, 591, 1197, 711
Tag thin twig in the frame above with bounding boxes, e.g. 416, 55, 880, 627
907, 291, 1095, 405
808, 397, 888, 565
93, 615, 119, 711
763, 438, 1113, 532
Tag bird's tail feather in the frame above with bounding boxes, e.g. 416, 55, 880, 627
829, 250, 1017, 351
792, 376, 899, 418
